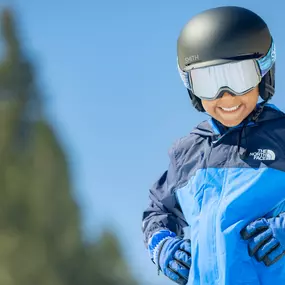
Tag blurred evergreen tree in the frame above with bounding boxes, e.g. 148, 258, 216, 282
0, 8, 137, 285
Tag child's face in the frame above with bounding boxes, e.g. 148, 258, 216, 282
201, 86, 259, 127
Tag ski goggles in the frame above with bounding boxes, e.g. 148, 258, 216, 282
178, 41, 276, 100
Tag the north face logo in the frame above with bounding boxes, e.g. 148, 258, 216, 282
249, 149, 276, 161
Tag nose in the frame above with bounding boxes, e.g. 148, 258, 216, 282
218, 92, 238, 104
220, 92, 234, 98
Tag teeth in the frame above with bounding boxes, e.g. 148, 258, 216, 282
221, 105, 240, 112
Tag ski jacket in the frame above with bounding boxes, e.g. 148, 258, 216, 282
142, 104, 285, 285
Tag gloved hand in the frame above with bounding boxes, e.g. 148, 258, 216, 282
155, 236, 191, 285
241, 213, 285, 266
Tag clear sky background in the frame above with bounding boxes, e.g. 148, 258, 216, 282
2, 0, 285, 284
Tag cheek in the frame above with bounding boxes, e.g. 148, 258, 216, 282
241, 93, 259, 109
201, 101, 216, 113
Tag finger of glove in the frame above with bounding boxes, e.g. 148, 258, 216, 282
174, 249, 191, 269
248, 228, 272, 256
169, 259, 189, 281
165, 267, 187, 285
241, 219, 269, 240
263, 244, 285, 266
163, 238, 184, 256
180, 239, 191, 255
158, 237, 183, 267
165, 267, 188, 285
255, 237, 280, 261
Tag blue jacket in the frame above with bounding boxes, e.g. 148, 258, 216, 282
142, 104, 285, 285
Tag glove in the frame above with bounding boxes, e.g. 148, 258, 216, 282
241, 213, 285, 266
155, 236, 191, 285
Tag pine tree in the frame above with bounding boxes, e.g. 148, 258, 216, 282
0, 8, 137, 285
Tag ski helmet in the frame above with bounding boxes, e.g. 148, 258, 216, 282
177, 6, 276, 112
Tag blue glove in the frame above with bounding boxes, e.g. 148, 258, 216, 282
241, 213, 285, 266
155, 236, 191, 285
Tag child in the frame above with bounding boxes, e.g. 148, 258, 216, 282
142, 6, 285, 285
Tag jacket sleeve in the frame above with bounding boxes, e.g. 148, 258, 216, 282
142, 147, 188, 259
266, 200, 285, 217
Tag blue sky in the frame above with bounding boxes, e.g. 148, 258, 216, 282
3, 0, 285, 284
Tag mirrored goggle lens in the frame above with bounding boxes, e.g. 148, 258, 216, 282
189, 59, 261, 100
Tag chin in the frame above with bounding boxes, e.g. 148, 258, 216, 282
220, 119, 243, 127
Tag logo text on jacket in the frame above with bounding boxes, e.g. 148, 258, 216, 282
249, 149, 276, 161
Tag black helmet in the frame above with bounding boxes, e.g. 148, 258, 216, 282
177, 6, 276, 112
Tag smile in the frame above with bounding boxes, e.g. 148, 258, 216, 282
219, 105, 241, 112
